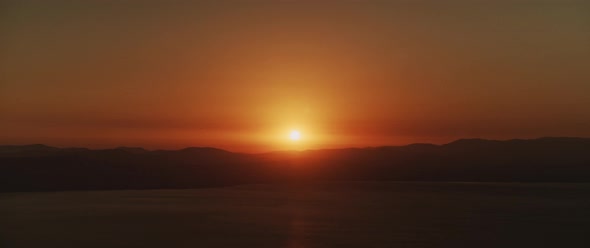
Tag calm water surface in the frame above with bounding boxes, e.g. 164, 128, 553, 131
1, 182, 590, 247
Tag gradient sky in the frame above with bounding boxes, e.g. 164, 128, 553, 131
1, 0, 589, 152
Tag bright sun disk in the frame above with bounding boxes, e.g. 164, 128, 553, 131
289, 130, 301, 141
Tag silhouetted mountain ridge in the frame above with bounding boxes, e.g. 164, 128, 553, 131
1, 137, 589, 192
114, 147, 148, 154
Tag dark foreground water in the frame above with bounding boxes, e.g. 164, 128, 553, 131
1, 182, 590, 248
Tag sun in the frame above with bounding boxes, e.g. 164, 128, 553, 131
289, 130, 301, 141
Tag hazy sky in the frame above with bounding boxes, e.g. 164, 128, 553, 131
1, 0, 589, 152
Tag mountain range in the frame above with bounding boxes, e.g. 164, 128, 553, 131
1, 137, 589, 192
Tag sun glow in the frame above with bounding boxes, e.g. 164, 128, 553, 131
289, 130, 301, 141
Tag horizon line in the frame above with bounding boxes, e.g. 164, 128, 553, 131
2, 136, 588, 154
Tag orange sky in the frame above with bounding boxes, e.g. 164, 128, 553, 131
1, 1, 590, 152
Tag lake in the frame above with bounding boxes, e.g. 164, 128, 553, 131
1, 182, 589, 247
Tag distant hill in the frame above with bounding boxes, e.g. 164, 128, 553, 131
1, 137, 589, 192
